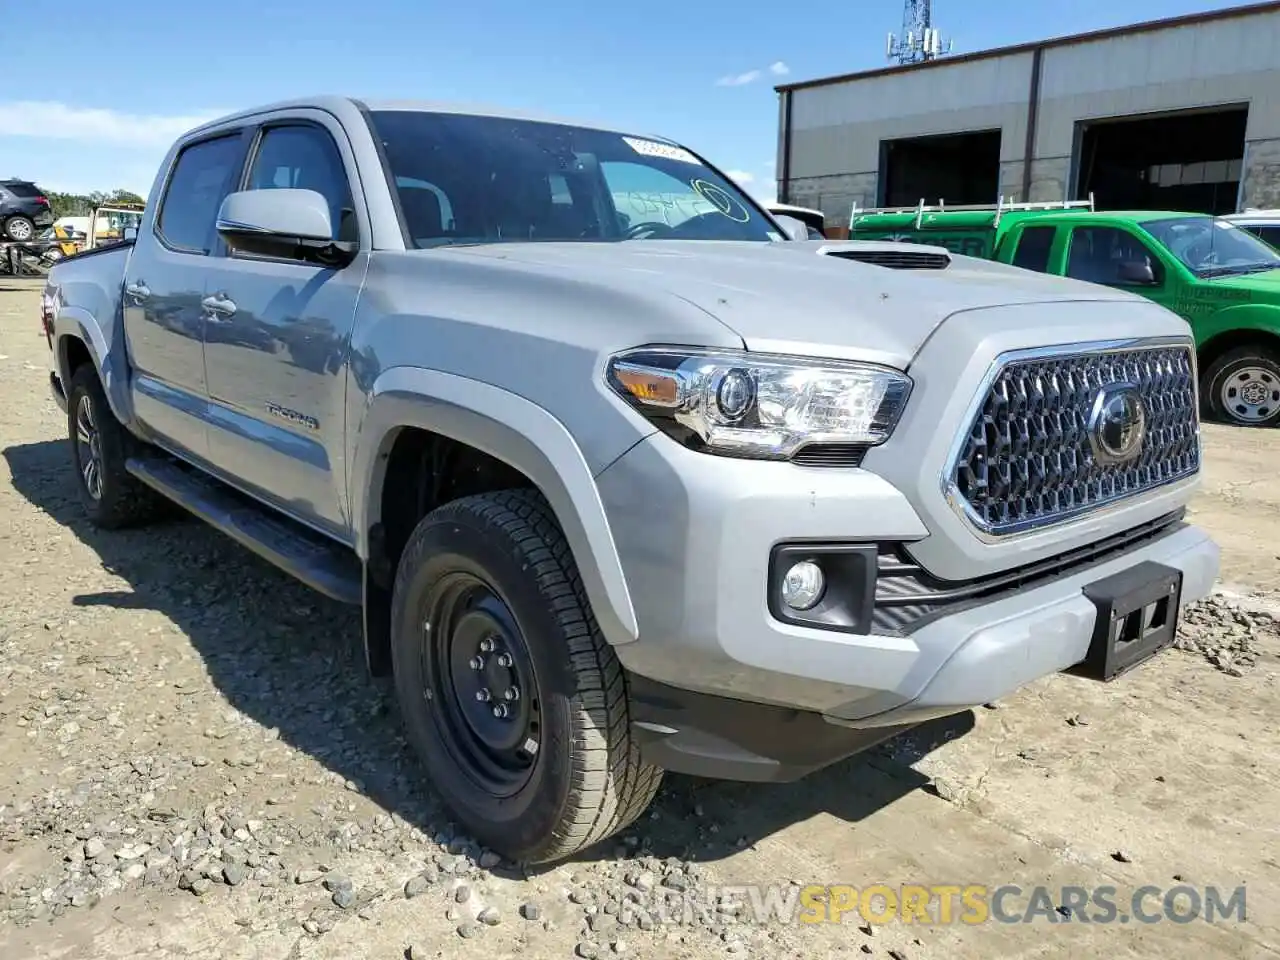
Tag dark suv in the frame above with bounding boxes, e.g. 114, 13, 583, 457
1, 179, 54, 241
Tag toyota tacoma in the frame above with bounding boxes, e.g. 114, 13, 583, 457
40, 96, 1219, 864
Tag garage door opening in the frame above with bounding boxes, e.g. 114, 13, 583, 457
879, 130, 1002, 207
1075, 106, 1248, 215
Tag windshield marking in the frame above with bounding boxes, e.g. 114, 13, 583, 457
692, 179, 750, 223
622, 137, 699, 164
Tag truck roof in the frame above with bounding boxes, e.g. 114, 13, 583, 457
184, 95, 660, 144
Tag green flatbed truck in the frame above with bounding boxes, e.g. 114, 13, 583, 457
850, 199, 1280, 427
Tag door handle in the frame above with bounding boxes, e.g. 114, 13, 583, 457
125, 280, 150, 302
201, 294, 237, 320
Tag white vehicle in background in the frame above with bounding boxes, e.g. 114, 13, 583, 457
767, 202, 827, 238
1222, 209, 1280, 249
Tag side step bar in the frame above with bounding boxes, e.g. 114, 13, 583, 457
125, 454, 363, 605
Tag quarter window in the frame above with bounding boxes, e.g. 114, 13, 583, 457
246, 125, 357, 244
156, 135, 244, 254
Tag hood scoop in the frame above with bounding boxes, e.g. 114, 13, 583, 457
817, 241, 951, 271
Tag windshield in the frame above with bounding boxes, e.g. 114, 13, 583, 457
367, 110, 777, 247
97, 209, 143, 236
1141, 215, 1280, 277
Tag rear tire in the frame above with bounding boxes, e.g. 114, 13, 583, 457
1202, 345, 1280, 427
4, 215, 35, 242
390, 489, 662, 864
66, 364, 166, 528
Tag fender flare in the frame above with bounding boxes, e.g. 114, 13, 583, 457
52, 306, 132, 424
351, 366, 639, 645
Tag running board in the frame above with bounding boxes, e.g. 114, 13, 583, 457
125, 454, 362, 605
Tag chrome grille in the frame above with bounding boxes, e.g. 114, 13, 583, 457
946, 342, 1200, 536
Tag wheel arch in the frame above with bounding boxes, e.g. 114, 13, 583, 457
352, 367, 640, 653
52, 308, 132, 424
1197, 323, 1280, 375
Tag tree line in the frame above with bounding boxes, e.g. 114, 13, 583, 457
44, 189, 147, 219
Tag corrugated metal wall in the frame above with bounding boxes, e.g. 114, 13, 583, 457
781, 6, 1280, 221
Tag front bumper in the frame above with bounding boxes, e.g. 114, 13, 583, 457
597, 435, 1219, 780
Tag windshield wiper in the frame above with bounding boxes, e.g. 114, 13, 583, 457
1201, 262, 1280, 278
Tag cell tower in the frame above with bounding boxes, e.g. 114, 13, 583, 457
886, 0, 953, 65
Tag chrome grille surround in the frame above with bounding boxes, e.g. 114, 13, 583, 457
942, 337, 1201, 539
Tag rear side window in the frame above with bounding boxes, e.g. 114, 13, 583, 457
3, 181, 43, 198
1011, 226, 1055, 273
156, 135, 244, 254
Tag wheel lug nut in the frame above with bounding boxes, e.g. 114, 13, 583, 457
475, 689, 491, 702
479, 638, 495, 653
469, 656, 484, 670
496, 653, 513, 667
503, 687, 519, 702
492, 704, 509, 719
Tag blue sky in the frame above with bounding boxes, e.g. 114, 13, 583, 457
1, 0, 1251, 203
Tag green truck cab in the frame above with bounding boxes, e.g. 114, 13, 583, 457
850, 200, 1280, 427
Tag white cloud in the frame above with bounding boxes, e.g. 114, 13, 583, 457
0, 101, 225, 149
751, 179, 778, 205
715, 70, 762, 87
769, 61, 790, 76
724, 169, 777, 205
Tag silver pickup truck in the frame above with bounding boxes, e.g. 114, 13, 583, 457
40, 96, 1219, 864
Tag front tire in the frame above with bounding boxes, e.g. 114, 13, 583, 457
66, 365, 166, 528
390, 489, 662, 864
1202, 345, 1280, 427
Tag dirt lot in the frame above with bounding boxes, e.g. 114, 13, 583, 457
1, 277, 1278, 960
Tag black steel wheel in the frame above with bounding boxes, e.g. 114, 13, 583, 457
426, 571, 543, 797
390, 489, 662, 864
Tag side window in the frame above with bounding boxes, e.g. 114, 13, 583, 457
395, 176, 456, 245
1066, 226, 1163, 286
1254, 226, 1280, 251
156, 135, 244, 254
246, 124, 357, 245
1010, 226, 1055, 273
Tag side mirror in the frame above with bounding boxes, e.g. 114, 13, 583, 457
773, 214, 810, 241
216, 189, 355, 266
123, 226, 138, 242
1118, 260, 1157, 285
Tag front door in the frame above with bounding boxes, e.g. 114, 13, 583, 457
200, 116, 368, 539
122, 131, 248, 460
1063, 224, 1179, 315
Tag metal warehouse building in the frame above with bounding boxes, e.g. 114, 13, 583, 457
774, 1, 1280, 228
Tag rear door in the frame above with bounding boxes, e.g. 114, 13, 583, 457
199, 113, 369, 538
1004, 224, 1060, 274
122, 131, 249, 460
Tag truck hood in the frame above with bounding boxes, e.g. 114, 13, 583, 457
450, 240, 1142, 368
1205, 267, 1280, 299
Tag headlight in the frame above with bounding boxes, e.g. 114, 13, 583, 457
606, 346, 912, 460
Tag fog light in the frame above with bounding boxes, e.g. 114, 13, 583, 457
781, 560, 825, 610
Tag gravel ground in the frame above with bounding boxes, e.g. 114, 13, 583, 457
1, 279, 1278, 959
